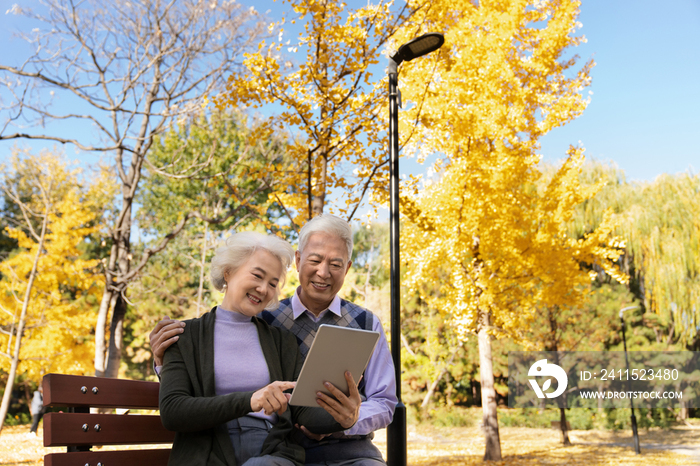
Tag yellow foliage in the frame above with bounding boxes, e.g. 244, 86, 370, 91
396, 0, 625, 340
2, 422, 695, 466
216, 0, 414, 220
0, 152, 103, 381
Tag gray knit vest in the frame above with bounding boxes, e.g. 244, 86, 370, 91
261, 297, 375, 360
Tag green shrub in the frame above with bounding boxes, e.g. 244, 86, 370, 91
602, 407, 679, 430
411, 405, 478, 427
565, 408, 597, 430
412, 405, 680, 431
4, 411, 31, 426
430, 406, 477, 427
499, 408, 558, 428
499, 408, 598, 430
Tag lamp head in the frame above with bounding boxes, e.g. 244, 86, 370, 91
619, 305, 639, 319
391, 32, 444, 65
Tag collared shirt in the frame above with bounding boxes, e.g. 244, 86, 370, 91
290, 288, 397, 437
290, 290, 342, 321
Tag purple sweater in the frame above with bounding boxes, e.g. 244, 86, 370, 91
214, 306, 276, 422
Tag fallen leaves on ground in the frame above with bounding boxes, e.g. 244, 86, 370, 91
0, 425, 44, 466
373, 425, 698, 465
1, 423, 698, 465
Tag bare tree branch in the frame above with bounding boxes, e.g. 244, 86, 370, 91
1, 0, 268, 378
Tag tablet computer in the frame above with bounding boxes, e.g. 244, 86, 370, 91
289, 324, 380, 407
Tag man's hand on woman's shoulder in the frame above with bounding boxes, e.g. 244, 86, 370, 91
149, 316, 185, 367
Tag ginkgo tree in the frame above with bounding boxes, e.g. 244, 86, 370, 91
218, 0, 421, 225
395, 0, 626, 460
0, 150, 103, 431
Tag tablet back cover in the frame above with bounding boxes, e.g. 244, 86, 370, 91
289, 324, 379, 407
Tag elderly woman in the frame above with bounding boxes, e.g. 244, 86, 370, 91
159, 232, 347, 466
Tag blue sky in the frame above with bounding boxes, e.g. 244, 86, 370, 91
538, 0, 700, 181
2, 0, 698, 185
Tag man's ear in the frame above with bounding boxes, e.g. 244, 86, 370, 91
344, 260, 352, 276
295, 250, 301, 270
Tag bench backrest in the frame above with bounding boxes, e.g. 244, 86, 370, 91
42, 373, 174, 466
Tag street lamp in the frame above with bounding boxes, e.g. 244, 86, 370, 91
387, 32, 444, 466
619, 305, 641, 454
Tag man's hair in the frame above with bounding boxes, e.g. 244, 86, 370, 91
210, 231, 294, 310
298, 214, 353, 260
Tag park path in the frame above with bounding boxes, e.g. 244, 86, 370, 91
576, 440, 700, 465
567, 427, 700, 465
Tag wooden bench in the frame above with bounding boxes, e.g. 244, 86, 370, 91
42, 373, 175, 466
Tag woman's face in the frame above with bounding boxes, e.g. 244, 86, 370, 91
221, 249, 284, 317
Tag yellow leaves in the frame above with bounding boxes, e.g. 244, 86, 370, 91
3, 420, 694, 466
397, 0, 593, 156
0, 151, 103, 380
398, 0, 623, 341
214, 0, 400, 222
401, 195, 436, 232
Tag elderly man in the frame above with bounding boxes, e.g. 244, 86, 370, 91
150, 214, 396, 465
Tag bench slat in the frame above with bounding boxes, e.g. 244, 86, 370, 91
43, 373, 160, 409
44, 412, 175, 447
44, 449, 170, 466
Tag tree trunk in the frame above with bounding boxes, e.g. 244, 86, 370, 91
0, 207, 49, 432
554, 352, 571, 445
196, 221, 209, 317
94, 287, 114, 377
421, 349, 457, 408
679, 400, 688, 421
559, 406, 571, 445
104, 295, 127, 378
310, 154, 327, 216
478, 310, 502, 461
97, 189, 133, 378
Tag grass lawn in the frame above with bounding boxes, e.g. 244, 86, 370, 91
2, 423, 698, 465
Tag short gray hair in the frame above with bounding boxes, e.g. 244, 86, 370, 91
210, 231, 294, 310
298, 214, 353, 260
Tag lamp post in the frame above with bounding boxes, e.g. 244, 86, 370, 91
387, 32, 444, 466
619, 305, 641, 454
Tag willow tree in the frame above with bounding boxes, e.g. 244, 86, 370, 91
218, 0, 422, 224
0, 0, 266, 378
569, 166, 700, 345
396, 0, 626, 460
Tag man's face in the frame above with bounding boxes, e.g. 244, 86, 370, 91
295, 232, 352, 315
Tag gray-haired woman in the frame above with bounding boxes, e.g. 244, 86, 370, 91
159, 232, 347, 466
